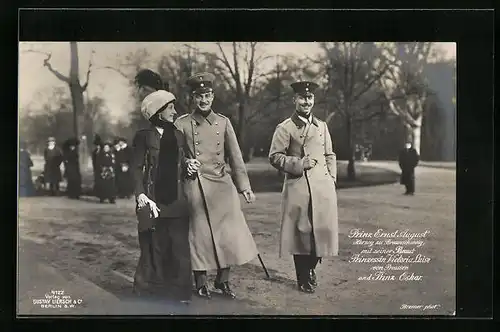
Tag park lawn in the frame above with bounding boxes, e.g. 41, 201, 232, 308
18, 161, 455, 315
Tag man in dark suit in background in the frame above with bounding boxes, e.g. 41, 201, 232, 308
398, 141, 420, 195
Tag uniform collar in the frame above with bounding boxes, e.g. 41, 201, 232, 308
192, 109, 217, 125
291, 112, 318, 128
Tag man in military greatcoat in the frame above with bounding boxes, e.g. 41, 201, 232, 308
268, 81, 339, 294
174, 72, 259, 299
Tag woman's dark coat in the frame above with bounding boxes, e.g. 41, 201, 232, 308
130, 125, 191, 301
63, 147, 82, 198
398, 148, 419, 185
115, 145, 134, 197
19, 149, 35, 197
43, 147, 63, 184
96, 150, 117, 200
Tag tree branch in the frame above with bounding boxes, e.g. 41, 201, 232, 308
244, 42, 257, 98
81, 50, 95, 91
231, 42, 243, 96
215, 43, 238, 83
92, 66, 130, 80
24, 50, 71, 84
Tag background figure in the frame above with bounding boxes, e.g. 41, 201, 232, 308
91, 134, 102, 196
19, 141, 35, 197
43, 137, 63, 196
398, 141, 420, 195
113, 138, 122, 196
116, 137, 134, 198
134, 69, 166, 100
96, 142, 117, 203
62, 138, 82, 199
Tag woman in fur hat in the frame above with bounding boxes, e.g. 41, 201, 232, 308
95, 142, 117, 204
131, 90, 192, 303
62, 138, 82, 199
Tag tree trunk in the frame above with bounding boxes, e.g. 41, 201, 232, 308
411, 114, 423, 155
237, 101, 250, 162
69, 42, 88, 171
346, 115, 356, 181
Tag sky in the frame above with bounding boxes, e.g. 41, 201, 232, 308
18, 42, 456, 122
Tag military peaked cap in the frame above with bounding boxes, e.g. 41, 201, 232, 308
291, 81, 319, 96
187, 72, 216, 94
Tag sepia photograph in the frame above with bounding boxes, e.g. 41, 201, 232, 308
17, 40, 457, 316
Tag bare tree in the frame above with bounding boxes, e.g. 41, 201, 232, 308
316, 42, 396, 180
379, 42, 435, 155
197, 42, 272, 161
23, 42, 95, 169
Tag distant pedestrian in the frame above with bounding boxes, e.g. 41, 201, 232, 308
62, 138, 82, 199
96, 142, 117, 203
398, 141, 420, 195
43, 137, 63, 196
134, 69, 166, 101
116, 137, 134, 198
19, 141, 35, 197
91, 134, 102, 195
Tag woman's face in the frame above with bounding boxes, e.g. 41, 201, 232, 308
103, 145, 111, 152
157, 102, 178, 123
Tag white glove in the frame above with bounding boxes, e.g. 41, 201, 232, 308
136, 193, 160, 218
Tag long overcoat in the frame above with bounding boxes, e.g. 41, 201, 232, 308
398, 148, 419, 185
131, 125, 192, 300
132, 127, 189, 218
174, 110, 258, 271
43, 147, 63, 184
19, 149, 35, 197
269, 113, 339, 258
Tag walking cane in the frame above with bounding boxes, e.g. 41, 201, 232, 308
257, 253, 271, 279
189, 122, 273, 281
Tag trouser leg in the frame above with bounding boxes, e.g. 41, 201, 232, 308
215, 267, 230, 284
293, 255, 310, 285
193, 270, 208, 289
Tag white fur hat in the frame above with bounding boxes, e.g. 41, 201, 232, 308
140, 90, 176, 120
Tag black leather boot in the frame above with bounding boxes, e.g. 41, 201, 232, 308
298, 281, 315, 294
309, 269, 317, 287
196, 285, 212, 299
214, 281, 236, 299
